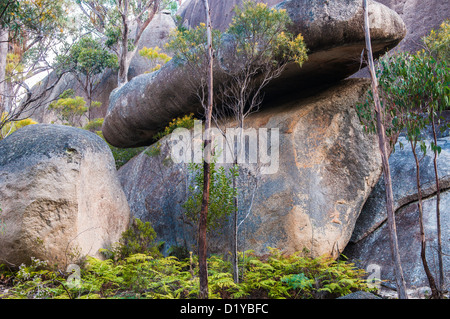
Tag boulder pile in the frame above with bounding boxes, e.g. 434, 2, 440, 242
102, 0, 406, 148
344, 117, 450, 297
118, 79, 383, 257
111, 0, 407, 258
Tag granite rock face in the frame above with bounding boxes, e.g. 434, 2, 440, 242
102, 0, 406, 148
0, 124, 130, 267
178, 0, 283, 31
351, 0, 450, 78
350, 136, 450, 243
344, 118, 450, 297
344, 190, 450, 298
117, 79, 382, 258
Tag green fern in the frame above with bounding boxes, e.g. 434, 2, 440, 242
1, 247, 372, 299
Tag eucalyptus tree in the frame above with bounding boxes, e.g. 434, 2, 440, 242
167, 0, 308, 289
357, 13, 449, 299
75, 0, 162, 87
0, 0, 72, 132
421, 20, 450, 294
197, 0, 214, 299
215, 1, 307, 284
55, 36, 118, 121
166, 0, 217, 298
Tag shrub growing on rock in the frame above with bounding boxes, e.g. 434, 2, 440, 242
101, 218, 162, 262
0, 247, 374, 299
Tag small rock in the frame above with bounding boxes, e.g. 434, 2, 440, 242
337, 291, 382, 299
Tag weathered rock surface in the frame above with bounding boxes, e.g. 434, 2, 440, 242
345, 190, 450, 298
0, 124, 130, 267
103, 0, 406, 148
344, 119, 450, 297
180, 0, 406, 52
350, 136, 450, 243
178, 0, 283, 31
118, 79, 382, 258
128, 11, 177, 79
377, 0, 449, 53
27, 11, 176, 125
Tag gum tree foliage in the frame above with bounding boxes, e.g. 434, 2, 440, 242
0, 0, 72, 132
138, 46, 171, 72
357, 20, 449, 299
55, 36, 118, 121
0, 1, 20, 25
48, 89, 88, 127
0, 113, 37, 139
183, 161, 238, 234
166, 21, 222, 99
75, 0, 164, 87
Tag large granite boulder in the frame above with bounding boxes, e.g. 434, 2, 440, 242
0, 124, 130, 267
117, 79, 382, 258
344, 117, 450, 298
103, 0, 406, 148
345, 190, 450, 298
128, 11, 178, 79
179, 0, 406, 52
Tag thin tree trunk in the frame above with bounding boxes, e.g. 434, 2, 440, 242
198, 0, 213, 299
430, 113, 444, 297
118, 0, 130, 88
4, 78, 13, 113
411, 140, 439, 298
0, 28, 8, 115
118, 45, 129, 88
363, 0, 408, 299
232, 159, 239, 284
86, 75, 92, 122
232, 116, 244, 284
117, 0, 159, 88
